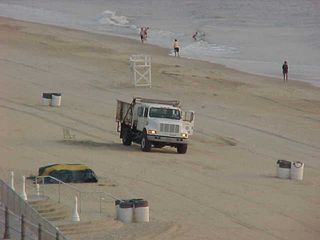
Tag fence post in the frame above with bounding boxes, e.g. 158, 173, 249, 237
9, 171, 15, 190
21, 176, 27, 201
38, 224, 42, 240
79, 192, 81, 214
21, 214, 25, 240
36, 184, 40, 196
3, 206, 10, 239
41, 177, 45, 196
55, 229, 59, 240
58, 182, 60, 203
72, 196, 80, 222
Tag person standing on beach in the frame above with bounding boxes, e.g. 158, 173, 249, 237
173, 39, 180, 57
282, 61, 288, 83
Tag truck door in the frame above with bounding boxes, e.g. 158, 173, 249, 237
182, 111, 195, 135
137, 106, 148, 131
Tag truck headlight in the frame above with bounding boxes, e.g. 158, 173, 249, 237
181, 133, 188, 138
147, 129, 157, 135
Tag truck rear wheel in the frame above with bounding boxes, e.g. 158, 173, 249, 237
122, 127, 132, 146
177, 144, 188, 154
141, 133, 151, 152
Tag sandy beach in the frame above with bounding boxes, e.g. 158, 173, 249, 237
0, 17, 319, 240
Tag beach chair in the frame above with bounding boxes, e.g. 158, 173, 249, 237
63, 128, 76, 140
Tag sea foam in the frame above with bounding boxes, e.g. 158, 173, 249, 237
97, 10, 129, 26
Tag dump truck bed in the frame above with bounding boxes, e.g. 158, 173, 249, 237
116, 100, 132, 124
134, 97, 180, 107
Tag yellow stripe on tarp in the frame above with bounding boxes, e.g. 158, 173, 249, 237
41, 164, 90, 176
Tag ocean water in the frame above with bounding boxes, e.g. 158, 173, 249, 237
0, 0, 319, 86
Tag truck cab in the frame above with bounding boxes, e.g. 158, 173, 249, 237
116, 98, 194, 154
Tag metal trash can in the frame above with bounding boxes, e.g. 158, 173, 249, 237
291, 161, 304, 180
277, 160, 291, 179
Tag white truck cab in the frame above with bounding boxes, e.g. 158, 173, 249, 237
116, 97, 194, 153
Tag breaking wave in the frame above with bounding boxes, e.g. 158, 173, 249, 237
97, 10, 129, 26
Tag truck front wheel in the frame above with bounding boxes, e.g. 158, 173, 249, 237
141, 133, 151, 152
177, 144, 188, 154
122, 127, 132, 146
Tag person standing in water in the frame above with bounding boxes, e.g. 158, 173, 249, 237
139, 27, 149, 43
173, 39, 180, 57
192, 32, 198, 41
144, 27, 149, 40
282, 61, 288, 83
140, 27, 145, 43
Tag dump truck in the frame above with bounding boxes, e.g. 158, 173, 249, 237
116, 97, 195, 153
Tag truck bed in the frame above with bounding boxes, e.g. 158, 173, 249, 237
134, 97, 180, 107
116, 100, 132, 124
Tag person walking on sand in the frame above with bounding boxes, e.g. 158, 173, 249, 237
173, 39, 180, 57
282, 61, 288, 83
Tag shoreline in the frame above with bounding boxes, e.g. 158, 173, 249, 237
1, 16, 318, 90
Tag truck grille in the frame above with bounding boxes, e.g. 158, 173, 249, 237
160, 124, 179, 133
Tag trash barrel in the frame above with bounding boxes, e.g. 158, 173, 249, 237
133, 199, 149, 223
51, 93, 62, 107
42, 93, 52, 105
118, 201, 133, 223
277, 160, 291, 179
115, 199, 121, 220
291, 161, 304, 180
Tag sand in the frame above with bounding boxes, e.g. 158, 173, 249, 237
0, 17, 319, 240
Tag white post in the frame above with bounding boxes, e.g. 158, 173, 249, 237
72, 196, 80, 222
21, 176, 27, 201
36, 184, 40, 196
9, 171, 15, 191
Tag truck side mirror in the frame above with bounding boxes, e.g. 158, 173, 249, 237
183, 111, 194, 122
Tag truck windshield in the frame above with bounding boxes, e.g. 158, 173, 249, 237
149, 107, 181, 120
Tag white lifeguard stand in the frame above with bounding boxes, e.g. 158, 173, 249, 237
129, 55, 151, 87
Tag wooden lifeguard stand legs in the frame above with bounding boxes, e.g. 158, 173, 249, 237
130, 55, 151, 88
